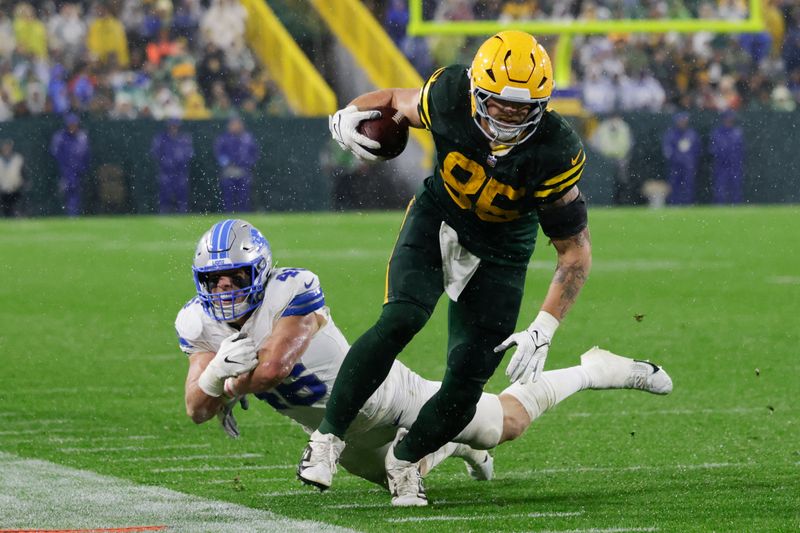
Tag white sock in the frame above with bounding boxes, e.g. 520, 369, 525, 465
418, 442, 457, 477
502, 366, 591, 421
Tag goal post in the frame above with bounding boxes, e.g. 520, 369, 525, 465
407, 0, 765, 87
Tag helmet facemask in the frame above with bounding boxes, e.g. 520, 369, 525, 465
192, 219, 273, 323
194, 263, 267, 322
471, 83, 550, 145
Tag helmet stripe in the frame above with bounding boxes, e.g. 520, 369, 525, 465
209, 220, 225, 259
210, 219, 235, 260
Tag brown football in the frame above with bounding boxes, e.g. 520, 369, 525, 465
356, 106, 410, 160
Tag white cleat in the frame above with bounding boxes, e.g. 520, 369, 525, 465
581, 347, 673, 395
455, 444, 494, 481
297, 430, 345, 491
386, 429, 428, 507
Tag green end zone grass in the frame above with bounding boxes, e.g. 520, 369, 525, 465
1, 207, 798, 531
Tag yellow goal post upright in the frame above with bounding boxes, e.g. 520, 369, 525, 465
240, 0, 336, 116
407, 0, 765, 91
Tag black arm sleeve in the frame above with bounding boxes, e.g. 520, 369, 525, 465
538, 192, 588, 239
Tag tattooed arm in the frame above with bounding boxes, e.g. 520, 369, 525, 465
538, 187, 592, 320
495, 186, 592, 384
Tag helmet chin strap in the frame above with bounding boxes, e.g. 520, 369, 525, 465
489, 122, 520, 142
476, 115, 521, 144
211, 293, 252, 322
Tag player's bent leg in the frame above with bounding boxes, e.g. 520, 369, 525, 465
416, 441, 494, 482
394, 366, 485, 464
318, 301, 430, 438
302, 303, 430, 491
453, 392, 504, 449
580, 346, 673, 394
384, 363, 496, 482
499, 365, 592, 439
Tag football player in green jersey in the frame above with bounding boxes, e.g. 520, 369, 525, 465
300, 31, 595, 506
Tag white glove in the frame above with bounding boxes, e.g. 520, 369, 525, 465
494, 311, 560, 384
329, 105, 382, 161
198, 332, 258, 397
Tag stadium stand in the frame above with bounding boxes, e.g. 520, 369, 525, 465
369, 0, 800, 114
0, 0, 288, 121
3, 0, 795, 120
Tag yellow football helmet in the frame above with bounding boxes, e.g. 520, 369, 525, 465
469, 31, 554, 145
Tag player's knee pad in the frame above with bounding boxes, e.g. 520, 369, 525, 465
501, 375, 557, 422
454, 393, 503, 450
374, 301, 429, 347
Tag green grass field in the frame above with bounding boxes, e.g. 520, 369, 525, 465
1, 207, 798, 532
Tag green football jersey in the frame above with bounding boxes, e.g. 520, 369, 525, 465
416, 65, 586, 266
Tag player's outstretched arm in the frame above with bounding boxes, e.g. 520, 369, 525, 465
347, 88, 424, 129
184, 333, 259, 424
184, 351, 226, 424
538, 187, 593, 321
228, 312, 323, 395
495, 187, 592, 384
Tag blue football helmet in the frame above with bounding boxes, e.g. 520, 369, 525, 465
192, 219, 272, 322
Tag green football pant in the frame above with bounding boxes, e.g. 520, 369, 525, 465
320, 196, 527, 462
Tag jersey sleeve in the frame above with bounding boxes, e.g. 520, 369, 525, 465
174, 298, 214, 356
532, 117, 586, 204
280, 269, 326, 318
418, 65, 467, 134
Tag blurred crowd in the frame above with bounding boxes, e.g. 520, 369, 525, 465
374, 0, 800, 114
0, 0, 287, 122
3, 0, 797, 121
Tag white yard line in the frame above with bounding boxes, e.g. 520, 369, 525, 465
767, 276, 800, 284
10, 386, 133, 395
198, 478, 290, 485
61, 444, 211, 453
0, 451, 353, 533
527, 259, 731, 272
113, 453, 263, 463
151, 464, 294, 473
257, 489, 323, 497
387, 511, 584, 523
564, 407, 774, 418
2, 435, 159, 444
0, 428, 84, 436
502, 462, 749, 479
537, 528, 658, 533
257, 488, 382, 498
331, 498, 491, 509
136, 353, 186, 361
0, 418, 70, 425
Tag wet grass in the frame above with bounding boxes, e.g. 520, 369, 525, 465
1, 206, 798, 532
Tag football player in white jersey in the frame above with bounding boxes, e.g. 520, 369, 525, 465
180, 219, 673, 494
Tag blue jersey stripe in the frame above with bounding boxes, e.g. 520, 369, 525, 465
288, 288, 323, 307
281, 296, 325, 317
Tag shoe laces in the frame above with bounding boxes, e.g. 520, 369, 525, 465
628, 361, 654, 390
390, 461, 424, 497
308, 435, 339, 474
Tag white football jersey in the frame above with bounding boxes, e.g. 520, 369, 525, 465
175, 267, 390, 433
